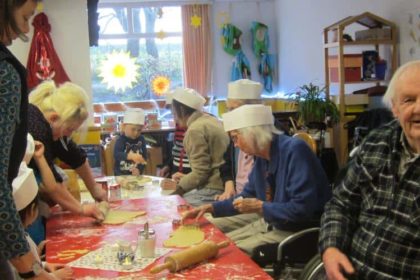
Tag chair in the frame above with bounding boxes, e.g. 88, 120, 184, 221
293, 132, 317, 154
103, 136, 118, 176
251, 227, 320, 279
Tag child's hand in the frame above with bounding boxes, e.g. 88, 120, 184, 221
81, 203, 105, 222
33, 141, 45, 159
51, 265, 73, 280
128, 151, 147, 164
131, 167, 140, 176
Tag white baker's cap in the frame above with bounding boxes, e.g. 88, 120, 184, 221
123, 108, 145, 125
228, 79, 262, 100
12, 163, 38, 211
24, 134, 35, 165
172, 87, 206, 110
222, 104, 273, 132
165, 90, 174, 105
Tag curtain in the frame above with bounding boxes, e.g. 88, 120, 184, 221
181, 5, 212, 97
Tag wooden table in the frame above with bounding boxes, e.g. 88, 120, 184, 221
46, 195, 272, 279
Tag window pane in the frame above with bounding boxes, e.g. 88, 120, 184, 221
90, 37, 183, 103
132, 7, 182, 33
91, 5, 184, 104
98, 7, 128, 35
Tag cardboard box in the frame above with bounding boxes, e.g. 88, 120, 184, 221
329, 54, 363, 82
355, 28, 391, 41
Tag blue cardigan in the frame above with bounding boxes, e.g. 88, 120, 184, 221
213, 134, 331, 231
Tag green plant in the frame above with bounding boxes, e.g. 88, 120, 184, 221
291, 83, 339, 127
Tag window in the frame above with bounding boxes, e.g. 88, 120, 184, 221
90, 3, 184, 103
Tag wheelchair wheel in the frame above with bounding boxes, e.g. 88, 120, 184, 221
298, 255, 326, 280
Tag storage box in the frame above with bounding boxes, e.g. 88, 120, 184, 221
329, 54, 363, 82
330, 94, 369, 105
355, 28, 391, 41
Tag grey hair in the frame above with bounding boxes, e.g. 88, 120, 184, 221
238, 124, 282, 151
383, 60, 420, 109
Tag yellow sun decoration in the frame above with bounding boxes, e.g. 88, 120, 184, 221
99, 51, 139, 93
152, 76, 171, 96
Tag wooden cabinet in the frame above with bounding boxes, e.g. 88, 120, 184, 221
323, 12, 397, 166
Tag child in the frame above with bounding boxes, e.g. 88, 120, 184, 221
114, 108, 148, 176
11, 142, 73, 280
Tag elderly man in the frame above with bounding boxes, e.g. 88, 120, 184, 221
184, 104, 331, 254
319, 60, 420, 280
218, 79, 263, 201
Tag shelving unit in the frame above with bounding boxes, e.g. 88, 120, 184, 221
323, 12, 397, 166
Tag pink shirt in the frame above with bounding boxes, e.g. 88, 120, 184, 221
235, 150, 254, 194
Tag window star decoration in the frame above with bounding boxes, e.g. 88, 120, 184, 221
99, 51, 139, 93
151, 75, 171, 96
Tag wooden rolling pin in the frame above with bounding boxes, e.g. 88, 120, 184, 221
150, 240, 229, 274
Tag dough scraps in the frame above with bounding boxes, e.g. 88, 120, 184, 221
102, 210, 146, 225
163, 226, 205, 248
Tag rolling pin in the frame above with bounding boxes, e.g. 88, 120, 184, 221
150, 240, 229, 274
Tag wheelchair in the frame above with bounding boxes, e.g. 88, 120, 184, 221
251, 227, 326, 280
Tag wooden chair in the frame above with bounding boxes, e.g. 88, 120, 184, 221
293, 132, 317, 154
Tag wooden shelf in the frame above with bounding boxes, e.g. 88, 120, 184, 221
323, 12, 397, 166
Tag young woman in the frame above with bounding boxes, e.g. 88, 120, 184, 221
0, 1, 55, 279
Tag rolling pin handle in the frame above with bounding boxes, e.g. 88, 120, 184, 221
150, 262, 172, 274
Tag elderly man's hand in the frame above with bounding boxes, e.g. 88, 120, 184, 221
322, 247, 355, 280
232, 197, 263, 214
171, 172, 185, 183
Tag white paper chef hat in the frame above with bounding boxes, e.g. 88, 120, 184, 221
172, 87, 206, 110
24, 134, 35, 165
227, 79, 262, 100
12, 163, 38, 211
165, 90, 174, 105
222, 104, 273, 132
123, 108, 145, 125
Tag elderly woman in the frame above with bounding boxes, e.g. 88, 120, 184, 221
26, 81, 106, 244
218, 79, 263, 201
164, 87, 229, 206
320, 60, 420, 280
183, 104, 331, 255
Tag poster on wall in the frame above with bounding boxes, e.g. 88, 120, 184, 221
400, 8, 420, 62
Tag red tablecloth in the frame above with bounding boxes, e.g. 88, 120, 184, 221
46, 195, 272, 279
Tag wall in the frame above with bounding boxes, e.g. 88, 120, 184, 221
10, 0, 277, 102
9, 0, 92, 99
211, 0, 277, 97
275, 0, 420, 95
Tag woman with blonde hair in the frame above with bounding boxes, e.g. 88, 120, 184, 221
27, 81, 106, 241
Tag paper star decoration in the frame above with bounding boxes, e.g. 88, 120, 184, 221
191, 15, 202, 28
157, 30, 167, 40
151, 75, 171, 96
99, 51, 139, 93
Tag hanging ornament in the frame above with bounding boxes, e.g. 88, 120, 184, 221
99, 50, 139, 93
27, 13, 70, 89
216, 11, 230, 28
157, 29, 167, 40
151, 75, 171, 96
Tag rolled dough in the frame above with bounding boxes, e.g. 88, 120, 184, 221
163, 226, 205, 248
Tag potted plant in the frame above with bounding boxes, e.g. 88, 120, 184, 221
290, 83, 339, 129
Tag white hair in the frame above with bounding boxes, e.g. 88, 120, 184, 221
238, 124, 282, 151
383, 60, 420, 109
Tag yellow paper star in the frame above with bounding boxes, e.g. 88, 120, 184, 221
157, 30, 166, 40
191, 15, 202, 28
